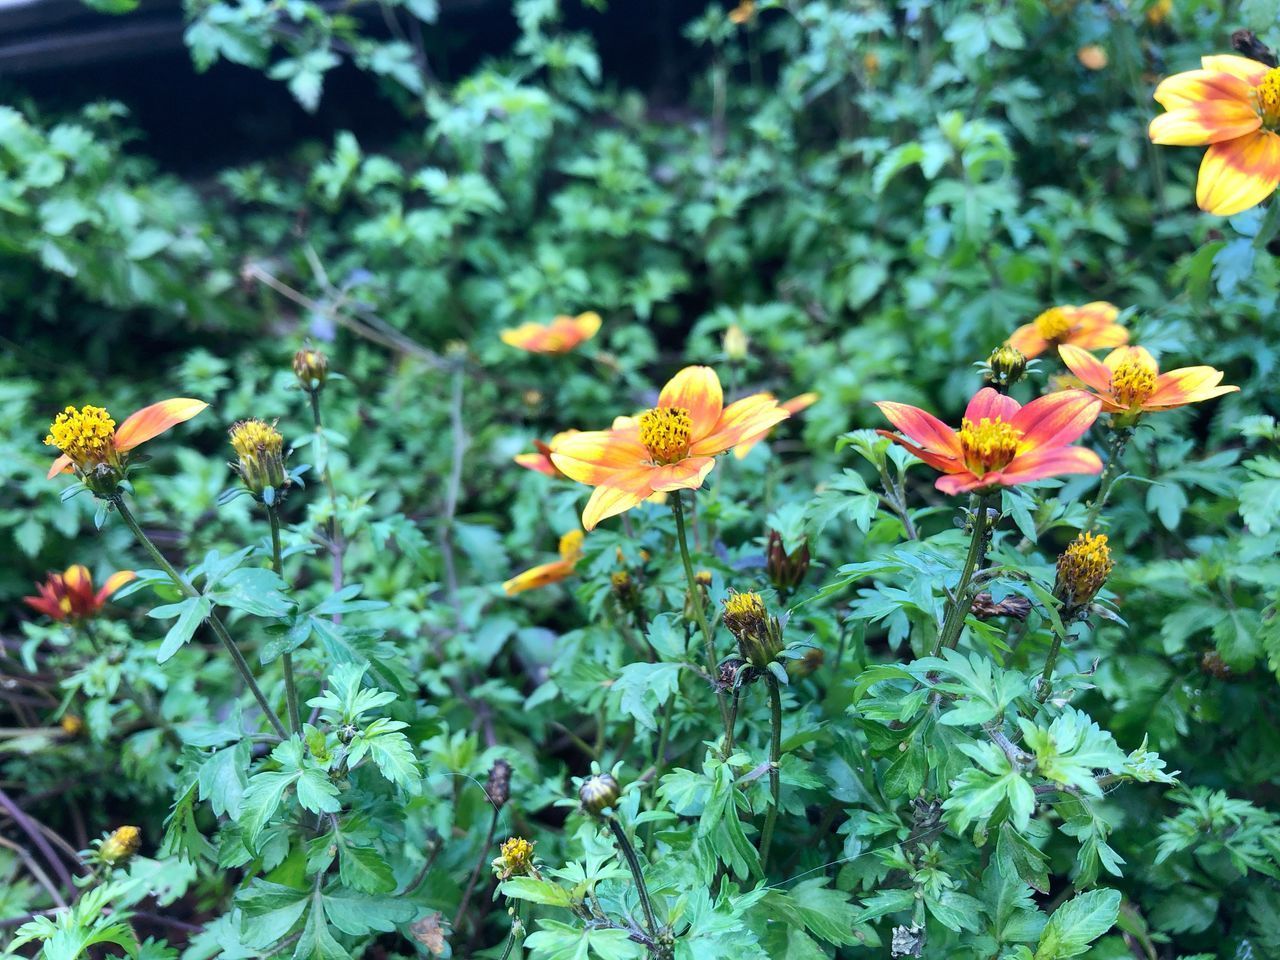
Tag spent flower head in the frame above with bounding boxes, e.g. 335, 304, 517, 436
1054, 532, 1114, 611
722, 590, 784, 669
229, 418, 289, 499
492, 836, 536, 880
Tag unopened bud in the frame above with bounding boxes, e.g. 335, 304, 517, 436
292, 346, 329, 391
766, 530, 810, 593
486, 759, 512, 809
99, 825, 141, 865
229, 418, 288, 499
985, 343, 1028, 389
578, 773, 620, 816
1054, 532, 1113, 611
723, 324, 749, 361
722, 590, 783, 668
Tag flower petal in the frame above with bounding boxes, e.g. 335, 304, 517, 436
1155, 67, 1257, 108
501, 323, 548, 351
551, 430, 649, 485
1001, 445, 1104, 484
1058, 344, 1115, 394
1149, 103, 1261, 146
659, 366, 724, 440
691, 394, 789, 456
503, 559, 575, 595
571, 311, 602, 340
1007, 324, 1049, 358
1196, 132, 1280, 216
514, 452, 559, 476
47, 453, 73, 480
1200, 54, 1271, 87
964, 387, 1021, 425
649, 457, 716, 493
876, 429, 962, 474
114, 398, 208, 453
935, 471, 987, 495
95, 570, 137, 605
581, 469, 654, 530
873, 402, 963, 457
1103, 345, 1158, 375
1011, 390, 1102, 450
1146, 367, 1239, 407
23, 593, 64, 619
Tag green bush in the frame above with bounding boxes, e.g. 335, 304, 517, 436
2, 1, 1278, 958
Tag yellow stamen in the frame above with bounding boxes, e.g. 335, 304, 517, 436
44, 405, 117, 472
1258, 67, 1280, 127
1054, 532, 1113, 608
1033, 307, 1074, 342
638, 406, 692, 463
558, 530, 585, 563
1109, 358, 1156, 408
958, 417, 1022, 474
229, 418, 287, 494
500, 836, 534, 873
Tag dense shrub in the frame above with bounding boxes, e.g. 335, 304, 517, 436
2, 1, 1278, 959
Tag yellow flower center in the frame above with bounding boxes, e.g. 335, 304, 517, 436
638, 406, 692, 463
1033, 307, 1074, 342
1109, 358, 1156, 408
958, 417, 1023, 474
229, 418, 284, 460
1258, 67, 1280, 127
44, 405, 118, 472
558, 529, 585, 562
723, 590, 766, 622
500, 836, 534, 871
1054, 532, 1113, 608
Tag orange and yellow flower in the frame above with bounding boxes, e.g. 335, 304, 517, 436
729, 0, 756, 25
45, 399, 208, 481
551, 366, 790, 530
514, 430, 580, 478
1148, 54, 1280, 215
1007, 302, 1127, 359
503, 530, 585, 595
875, 387, 1103, 495
1058, 344, 1239, 417
733, 393, 818, 459
23, 565, 136, 622
501, 312, 601, 354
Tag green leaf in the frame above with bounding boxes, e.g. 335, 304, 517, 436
337, 844, 396, 895
1034, 888, 1121, 959
154, 596, 212, 663
613, 661, 682, 731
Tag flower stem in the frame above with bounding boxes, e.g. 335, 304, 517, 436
1035, 625, 1069, 703
454, 806, 500, 930
607, 815, 659, 941
1083, 427, 1133, 532
759, 673, 783, 872
933, 495, 994, 655
671, 491, 731, 737
267, 504, 301, 735
112, 496, 287, 739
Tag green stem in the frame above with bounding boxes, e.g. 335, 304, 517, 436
112, 496, 287, 739
933, 496, 994, 655
759, 673, 783, 872
309, 389, 340, 547
607, 816, 659, 941
1035, 626, 1068, 703
671, 492, 731, 738
1254, 198, 1280, 250
454, 806, 500, 930
1083, 427, 1133, 532
267, 505, 301, 735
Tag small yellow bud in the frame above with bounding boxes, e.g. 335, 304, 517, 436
99, 825, 141, 865
723, 324, 750, 361
292, 347, 329, 390
1054, 532, 1114, 610
578, 773, 620, 816
229, 418, 288, 499
60, 714, 84, 737
492, 836, 536, 879
694, 570, 712, 587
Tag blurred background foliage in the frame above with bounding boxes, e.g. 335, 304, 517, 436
2, 0, 1280, 957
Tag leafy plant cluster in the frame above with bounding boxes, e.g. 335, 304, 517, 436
1, 1, 1278, 959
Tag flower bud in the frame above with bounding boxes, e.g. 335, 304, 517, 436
292, 347, 328, 391
723, 323, 749, 361
492, 835, 536, 880
611, 570, 640, 609
486, 759, 512, 809
694, 570, 712, 587
99, 825, 141, 865
60, 714, 84, 737
721, 590, 784, 668
229, 418, 288, 499
766, 530, 810, 593
579, 773, 620, 816
1053, 532, 1113, 611
984, 343, 1028, 389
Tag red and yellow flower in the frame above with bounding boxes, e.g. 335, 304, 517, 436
733, 393, 819, 459
24, 565, 136, 622
44, 399, 208, 485
551, 366, 790, 530
1148, 54, 1280, 215
1058, 344, 1239, 417
501, 312, 601, 354
514, 430, 580, 478
503, 530, 585, 595
875, 387, 1103, 495
1007, 302, 1127, 359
